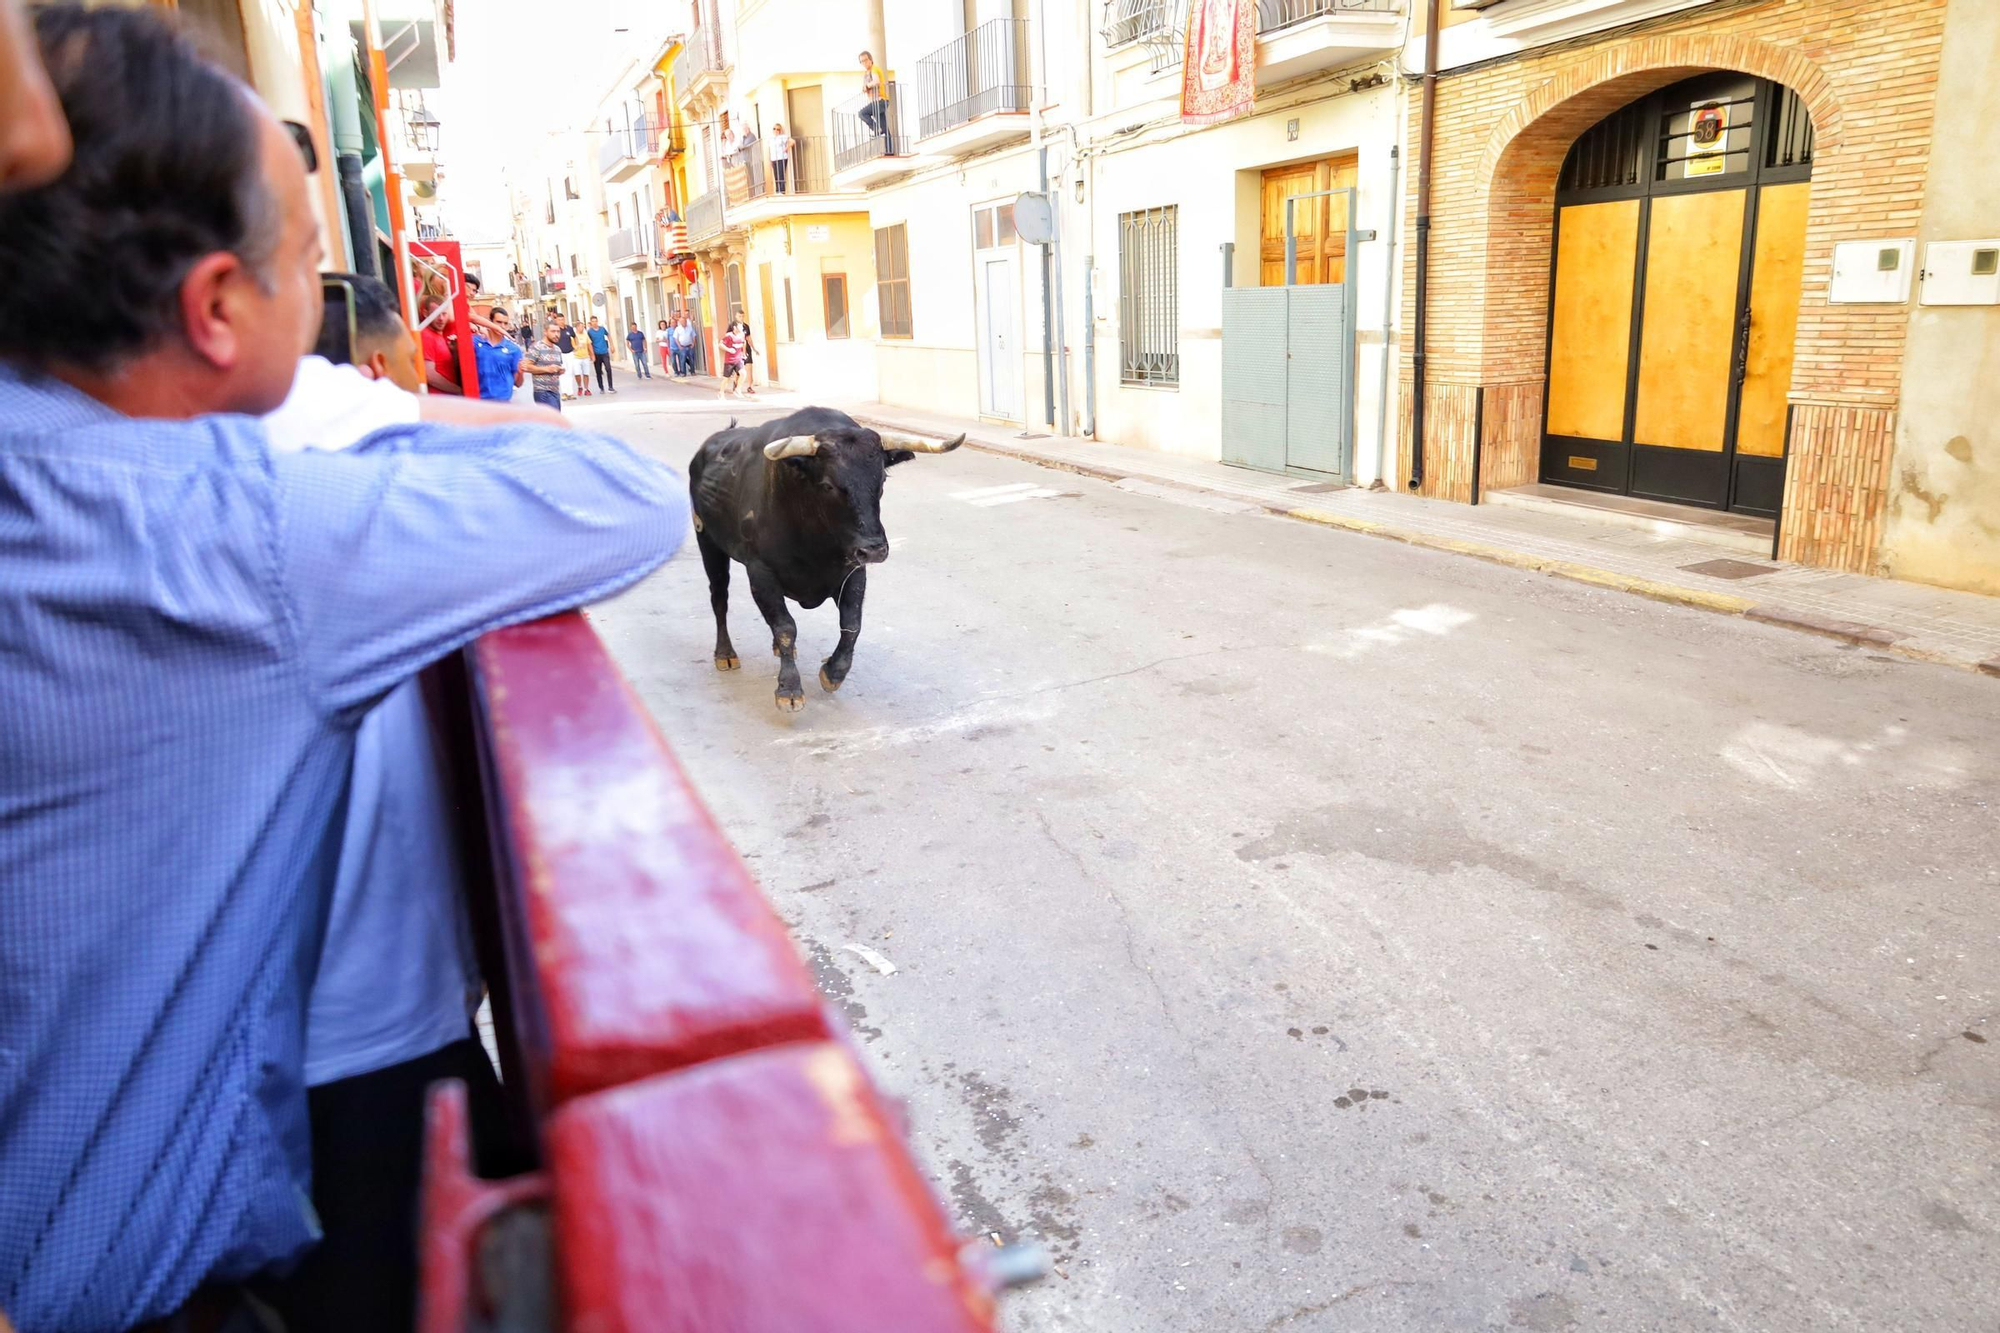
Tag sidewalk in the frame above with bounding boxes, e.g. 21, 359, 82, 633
828, 397, 2000, 677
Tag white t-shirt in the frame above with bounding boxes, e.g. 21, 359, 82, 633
264, 357, 482, 1086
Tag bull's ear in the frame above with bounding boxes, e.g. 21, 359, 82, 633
883, 449, 917, 468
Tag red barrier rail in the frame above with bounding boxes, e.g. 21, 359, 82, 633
417, 613, 1015, 1330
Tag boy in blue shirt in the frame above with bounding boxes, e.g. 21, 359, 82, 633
586, 314, 615, 394
473, 305, 525, 400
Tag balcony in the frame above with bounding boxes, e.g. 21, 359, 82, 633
677, 23, 728, 102
686, 188, 724, 246
913, 17, 1032, 158
1255, 0, 1403, 82
717, 137, 869, 228
599, 120, 657, 183
831, 82, 918, 188
608, 226, 650, 269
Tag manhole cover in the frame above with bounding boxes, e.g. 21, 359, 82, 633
1680, 558, 1779, 580
1289, 481, 1348, 494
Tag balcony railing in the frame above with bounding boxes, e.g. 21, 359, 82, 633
686, 188, 723, 244
915, 17, 1031, 141
678, 21, 726, 89
598, 119, 656, 175
729, 135, 835, 199
1258, 0, 1400, 28
834, 82, 910, 171
607, 226, 646, 265
724, 154, 765, 208
1101, 0, 1172, 48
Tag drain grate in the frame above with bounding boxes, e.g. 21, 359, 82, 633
1016, 431, 1051, 440
1680, 558, 1780, 580
1288, 481, 1348, 494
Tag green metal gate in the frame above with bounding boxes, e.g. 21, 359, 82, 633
1221, 283, 1353, 481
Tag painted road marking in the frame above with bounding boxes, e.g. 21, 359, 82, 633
971, 488, 1062, 507
952, 482, 1040, 501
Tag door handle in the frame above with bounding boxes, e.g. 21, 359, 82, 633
1732, 309, 1752, 386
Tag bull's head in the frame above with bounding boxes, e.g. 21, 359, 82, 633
761, 427, 964, 566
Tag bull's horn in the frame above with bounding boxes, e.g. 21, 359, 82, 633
879, 431, 965, 454
763, 434, 821, 460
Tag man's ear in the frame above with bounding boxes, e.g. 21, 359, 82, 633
362, 350, 391, 381
178, 251, 249, 371
884, 449, 916, 467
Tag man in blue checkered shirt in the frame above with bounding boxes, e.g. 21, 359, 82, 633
0, 10, 687, 1330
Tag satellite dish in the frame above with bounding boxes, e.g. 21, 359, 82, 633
1014, 191, 1054, 245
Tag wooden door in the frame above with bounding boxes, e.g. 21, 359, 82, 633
785, 85, 824, 190
1736, 181, 1810, 460
758, 261, 779, 386
1260, 156, 1357, 287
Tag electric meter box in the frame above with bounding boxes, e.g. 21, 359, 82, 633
1828, 238, 1915, 304
1919, 239, 2000, 306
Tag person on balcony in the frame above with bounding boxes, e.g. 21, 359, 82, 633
858, 50, 890, 145
0, 11, 689, 1330
770, 121, 796, 194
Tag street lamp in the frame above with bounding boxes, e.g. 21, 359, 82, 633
407, 105, 441, 156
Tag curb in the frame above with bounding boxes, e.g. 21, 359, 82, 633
851, 412, 1989, 677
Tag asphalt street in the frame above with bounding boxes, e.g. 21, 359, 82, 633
575, 379, 2000, 1332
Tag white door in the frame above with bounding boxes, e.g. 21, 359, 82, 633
980, 254, 1020, 419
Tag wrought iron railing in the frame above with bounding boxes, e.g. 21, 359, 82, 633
757, 135, 833, 196
915, 17, 1031, 140
833, 81, 910, 171
1101, 0, 1172, 48
686, 188, 723, 244
1257, 0, 1401, 29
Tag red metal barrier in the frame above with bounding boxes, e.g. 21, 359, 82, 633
419, 613, 1008, 1330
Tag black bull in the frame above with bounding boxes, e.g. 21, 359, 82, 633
688, 407, 963, 711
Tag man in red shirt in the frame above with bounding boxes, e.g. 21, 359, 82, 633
418, 293, 462, 394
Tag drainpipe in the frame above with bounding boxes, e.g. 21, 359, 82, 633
1034, 0, 1055, 431
1083, 254, 1096, 436
1374, 144, 1398, 486
1409, 0, 1440, 492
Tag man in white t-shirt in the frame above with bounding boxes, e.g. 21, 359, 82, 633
263, 273, 549, 1331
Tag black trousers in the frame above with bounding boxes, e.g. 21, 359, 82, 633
592, 351, 614, 391
260, 1037, 507, 1333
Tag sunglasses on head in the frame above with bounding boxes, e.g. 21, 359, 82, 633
284, 120, 318, 174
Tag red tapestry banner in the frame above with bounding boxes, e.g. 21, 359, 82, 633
1180, 0, 1256, 125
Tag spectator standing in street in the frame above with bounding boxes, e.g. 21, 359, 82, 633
719, 319, 746, 398
587, 314, 615, 393
674, 313, 697, 377
770, 121, 796, 194
625, 320, 651, 380
656, 316, 672, 375
472, 305, 525, 401
732, 315, 758, 396
525, 318, 567, 410
0, 11, 686, 1329
417, 293, 463, 394
858, 50, 890, 144
555, 312, 587, 397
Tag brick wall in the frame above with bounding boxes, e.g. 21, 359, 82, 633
1400, 0, 1949, 573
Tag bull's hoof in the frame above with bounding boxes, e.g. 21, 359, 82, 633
775, 689, 805, 713
819, 667, 843, 693
714, 655, 740, 671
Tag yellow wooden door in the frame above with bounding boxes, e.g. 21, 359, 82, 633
1545, 199, 1641, 443
1260, 156, 1358, 286
758, 261, 780, 386
1736, 181, 1810, 458
1632, 189, 1748, 453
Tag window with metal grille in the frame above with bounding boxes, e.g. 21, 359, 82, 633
874, 224, 913, 339
1119, 206, 1178, 387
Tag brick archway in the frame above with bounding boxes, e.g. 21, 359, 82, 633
1457, 35, 1842, 494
